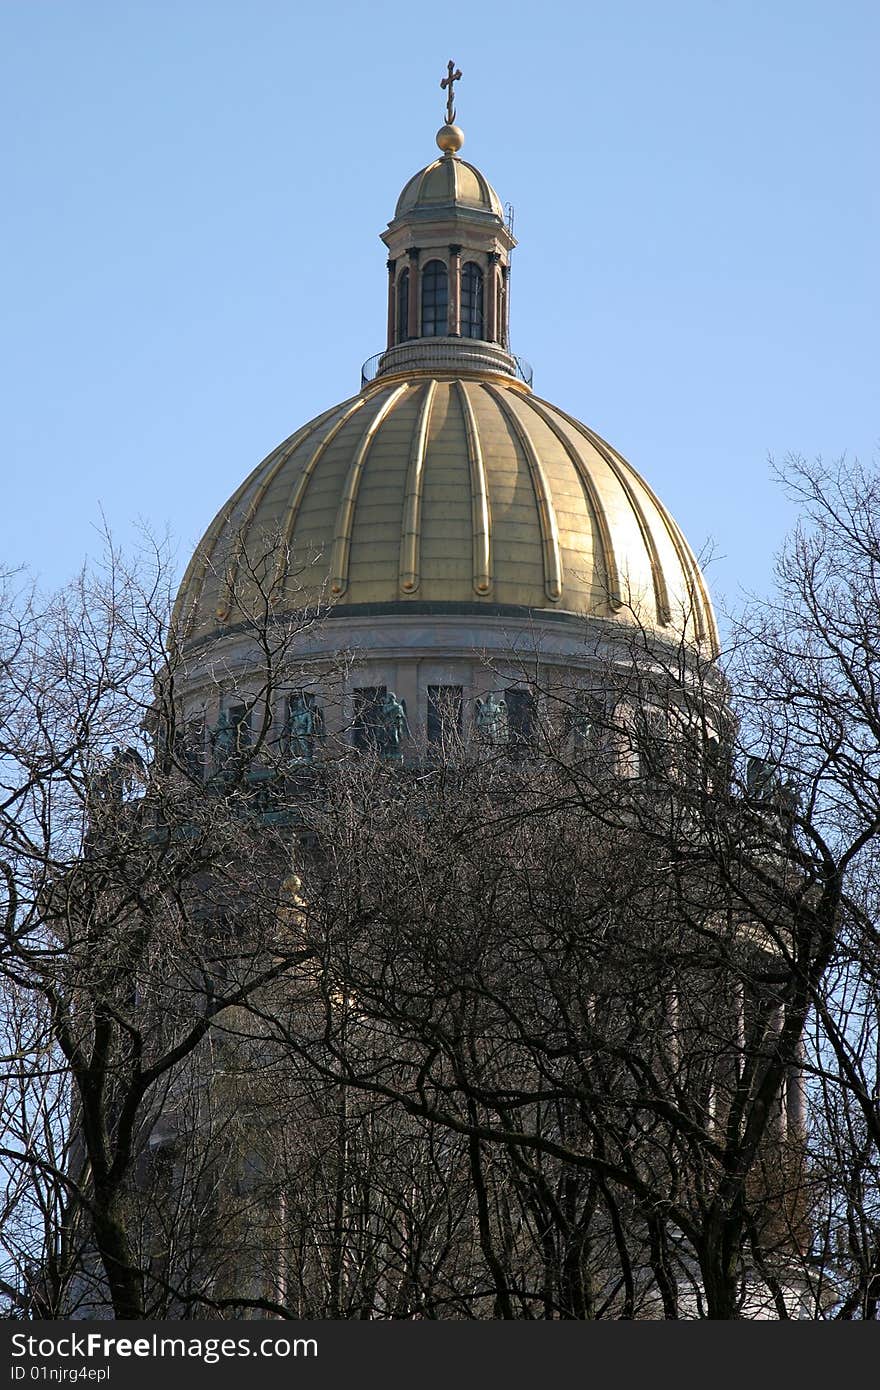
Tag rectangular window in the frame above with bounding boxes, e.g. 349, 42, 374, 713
352, 686, 386, 750
427, 685, 463, 747
704, 733, 729, 795
569, 693, 606, 753
183, 717, 206, 779
635, 710, 670, 782
173, 716, 206, 779
282, 691, 323, 757
285, 691, 322, 730
505, 688, 537, 747
227, 703, 252, 754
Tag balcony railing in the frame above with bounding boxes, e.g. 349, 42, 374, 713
360, 340, 533, 390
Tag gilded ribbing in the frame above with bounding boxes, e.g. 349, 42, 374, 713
537, 398, 672, 626
330, 384, 411, 596
579, 426, 671, 625
273, 393, 373, 588
455, 381, 492, 595
214, 406, 340, 621
484, 384, 564, 602
666, 511, 719, 654
615, 466, 719, 654
524, 395, 623, 611
399, 380, 437, 594
473, 166, 494, 211
176, 447, 287, 636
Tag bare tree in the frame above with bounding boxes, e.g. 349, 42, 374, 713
262, 703, 815, 1318
728, 455, 880, 1318
0, 535, 325, 1318
2, 457, 879, 1319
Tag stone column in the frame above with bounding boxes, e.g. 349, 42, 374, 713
448, 244, 462, 336
407, 248, 420, 340
501, 264, 511, 349
711, 978, 745, 1138
786, 1033, 807, 1137
734, 979, 746, 1051
393, 663, 421, 754
486, 253, 500, 342
386, 259, 395, 349
768, 1002, 787, 1140
666, 987, 679, 1069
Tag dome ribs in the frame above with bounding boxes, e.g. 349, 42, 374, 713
455, 381, 492, 596
398, 380, 437, 595
483, 383, 564, 603
610, 465, 719, 657
584, 439, 670, 626
330, 383, 411, 597
523, 396, 624, 614
538, 400, 673, 629
174, 426, 315, 637
174, 466, 258, 639
472, 165, 494, 209
176, 385, 717, 653
212, 406, 342, 623
393, 155, 505, 220
274, 393, 372, 592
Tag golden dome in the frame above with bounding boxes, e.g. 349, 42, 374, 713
173, 372, 719, 658
394, 154, 504, 221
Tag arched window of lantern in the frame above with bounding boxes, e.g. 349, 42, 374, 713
460, 262, 484, 339
420, 259, 448, 337
396, 269, 409, 344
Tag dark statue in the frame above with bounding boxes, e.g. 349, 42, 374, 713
746, 755, 799, 816
286, 695, 316, 765
571, 694, 604, 749
376, 691, 410, 760
746, 755, 780, 801
475, 692, 508, 745
211, 710, 237, 778
92, 745, 147, 804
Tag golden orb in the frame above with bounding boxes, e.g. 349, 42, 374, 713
436, 123, 464, 154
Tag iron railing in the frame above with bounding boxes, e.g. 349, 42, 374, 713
360, 344, 533, 390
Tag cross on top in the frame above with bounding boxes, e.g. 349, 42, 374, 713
440, 60, 462, 124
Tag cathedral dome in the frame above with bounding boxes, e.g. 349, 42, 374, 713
174, 71, 718, 667
173, 371, 718, 658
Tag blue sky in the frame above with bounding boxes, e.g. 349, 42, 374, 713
2, 1, 876, 635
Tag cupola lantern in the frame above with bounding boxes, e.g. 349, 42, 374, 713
374, 65, 520, 384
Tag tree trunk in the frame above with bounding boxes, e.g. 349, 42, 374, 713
92, 1183, 144, 1319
